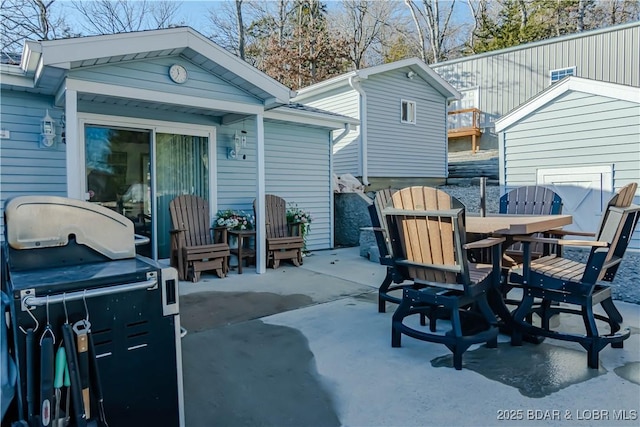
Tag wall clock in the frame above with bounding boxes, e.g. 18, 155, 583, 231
169, 64, 188, 84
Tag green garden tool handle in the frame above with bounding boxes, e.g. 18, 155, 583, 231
54, 346, 67, 389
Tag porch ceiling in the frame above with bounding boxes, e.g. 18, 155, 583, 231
77, 92, 242, 120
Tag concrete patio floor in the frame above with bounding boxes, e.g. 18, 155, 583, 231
177, 247, 640, 427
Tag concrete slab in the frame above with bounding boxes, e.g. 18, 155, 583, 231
179, 247, 640, 427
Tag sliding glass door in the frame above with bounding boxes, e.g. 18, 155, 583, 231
85, 124, 210, 260
85, 126, 152, 256
156, 133, 210, 259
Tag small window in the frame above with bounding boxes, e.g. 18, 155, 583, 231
401, 100, 416, 124
550, 66, 576, 83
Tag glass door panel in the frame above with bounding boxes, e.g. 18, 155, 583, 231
156, 133, 209, 259
85, 126, 152, 256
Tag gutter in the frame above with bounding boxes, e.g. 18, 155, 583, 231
332, 123, 351, 146
348, 76, 369, 186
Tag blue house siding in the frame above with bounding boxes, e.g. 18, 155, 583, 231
499, 89, 640, 249
70, 57, 262, 106
292, 86, 360, 176
363, 71, 447, 178
0, 91, 67, 239
264, 121, 332, 251
214, 119, 332, 251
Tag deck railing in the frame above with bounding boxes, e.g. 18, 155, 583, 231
447, 108, 482, 153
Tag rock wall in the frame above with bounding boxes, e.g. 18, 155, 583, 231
334, 192, 372, 247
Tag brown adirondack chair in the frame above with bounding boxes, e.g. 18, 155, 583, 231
256, 194, 304, 269
509, 184, 639, 368
169, 195, 230, 282
385, 186, 503, 370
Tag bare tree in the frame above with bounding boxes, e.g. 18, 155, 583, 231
1, 0, 74, 61
235, 0, 246, 59
70, 0, 182, 35
207, 0, 271, 62
404, 0, 457, 63
466, 0, 490, 53
332, 0, 395, 69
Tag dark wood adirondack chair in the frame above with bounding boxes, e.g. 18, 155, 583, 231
385, 186, 504, 370
499, 185, 563, 264
169, 195, 230, 282
257, 194, 304, 269
509, 184, 639, 368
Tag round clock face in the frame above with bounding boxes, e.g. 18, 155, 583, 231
169, 64, 188, 84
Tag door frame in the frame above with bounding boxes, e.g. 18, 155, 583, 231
74, 113, 218, 259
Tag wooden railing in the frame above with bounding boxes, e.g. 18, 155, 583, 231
447, 108, 482, 153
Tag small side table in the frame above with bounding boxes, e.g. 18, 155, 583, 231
228, 229, 256, 274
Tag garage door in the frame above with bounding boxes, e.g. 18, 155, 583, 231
536, 165, 613, 236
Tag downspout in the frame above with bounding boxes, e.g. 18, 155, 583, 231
332, 123, 351, 146
330, 123, 351, 249
348, 76, 369, 186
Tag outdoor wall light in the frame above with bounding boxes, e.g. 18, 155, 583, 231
40, 109, 56, 148
406, 71, 416, 79
227, 130, 247, 160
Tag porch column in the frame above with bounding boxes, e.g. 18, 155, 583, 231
64, 89, 81, 199
255, 113, 266, 274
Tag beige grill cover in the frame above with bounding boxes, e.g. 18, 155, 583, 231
5, 195, 135, 260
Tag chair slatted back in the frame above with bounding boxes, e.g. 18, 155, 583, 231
500, 185, 562, 215
169, 195, 212, 247
596, 183, 638, 241
585, 203, 640, 283
385, 187, 468, 285
500, 186, 562, 256
264, 194, 290, 239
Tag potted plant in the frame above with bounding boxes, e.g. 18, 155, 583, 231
286, 204, 312, 252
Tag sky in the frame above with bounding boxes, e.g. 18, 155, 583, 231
57, 0, 469, 41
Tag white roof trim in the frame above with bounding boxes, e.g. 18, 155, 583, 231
295, 57, 460, 101
65, 78, 264, 115
265, 106, 359, 129
19, 27, 293, 103
495, 77, 640, 132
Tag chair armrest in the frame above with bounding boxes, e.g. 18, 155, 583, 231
288, 221, 302, 237
212, 226, 228, 244
463, 237, 505, 250
513, 235, 608, 247
170, 229, 186, 235
545, 229, 597, 238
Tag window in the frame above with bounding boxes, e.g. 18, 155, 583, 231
550, 66, 576, 83
401, 100, 416, 124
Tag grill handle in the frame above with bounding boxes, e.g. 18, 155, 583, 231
21, 278, 158, 311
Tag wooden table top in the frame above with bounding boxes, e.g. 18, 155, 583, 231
466, 214, 573, 235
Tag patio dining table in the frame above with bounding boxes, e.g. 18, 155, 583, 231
465, 213, 573, 236
463, 213, 573, 339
